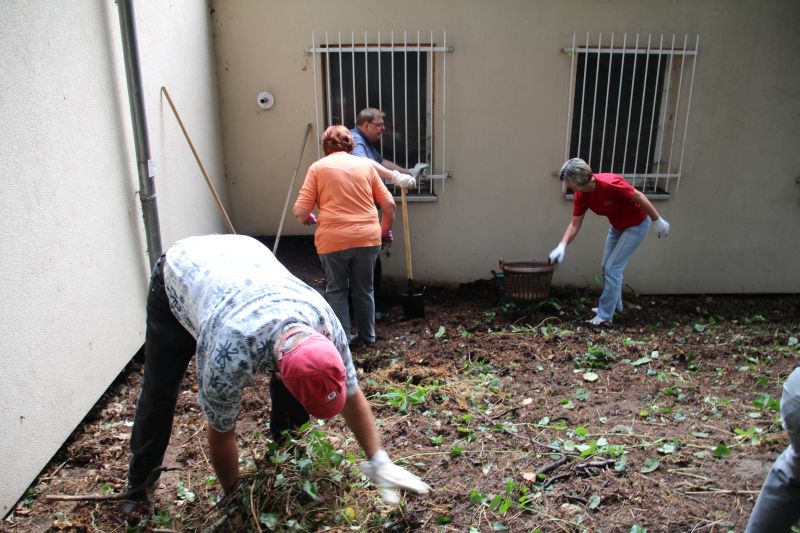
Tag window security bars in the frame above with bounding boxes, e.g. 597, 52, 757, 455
308, 31, 453, 197
563, 33, 699, 196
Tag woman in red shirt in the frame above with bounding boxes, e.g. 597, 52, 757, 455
548, 158, 670, 325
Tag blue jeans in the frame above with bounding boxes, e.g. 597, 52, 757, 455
745, 368, 800, 532
127, 256, 308, 491
596, 217, 650, 321
319, 245, 380, 343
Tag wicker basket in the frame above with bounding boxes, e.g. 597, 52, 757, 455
499, 259, 557, 302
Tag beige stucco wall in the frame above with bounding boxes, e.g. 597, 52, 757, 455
0, 1, 228, 515
212, 0, 800, 293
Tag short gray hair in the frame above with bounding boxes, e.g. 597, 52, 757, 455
356, 107, 384, 126
559, 158, 593, 186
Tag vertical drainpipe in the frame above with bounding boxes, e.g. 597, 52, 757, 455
117, 0, 162, 269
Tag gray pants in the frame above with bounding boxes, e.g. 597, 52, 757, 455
319, 245, 380, 343
745, 367, 800, 532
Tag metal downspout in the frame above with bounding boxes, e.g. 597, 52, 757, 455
117, 0, 162, 269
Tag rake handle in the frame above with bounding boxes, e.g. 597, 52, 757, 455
161, 87, 236, 234
274, 123, 313, 254
400, 188, 413, 282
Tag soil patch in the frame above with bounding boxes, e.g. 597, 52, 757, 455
3, 239, 798, 532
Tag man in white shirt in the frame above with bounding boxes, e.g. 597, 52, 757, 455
125, 234, 430, 509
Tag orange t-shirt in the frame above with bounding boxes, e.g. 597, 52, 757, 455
294, 152, 393, 254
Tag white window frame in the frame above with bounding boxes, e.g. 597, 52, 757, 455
308, 30, 453, 199
562, 33, 699, 198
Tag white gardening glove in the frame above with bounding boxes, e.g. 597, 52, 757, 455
360, 449, 431, 505
409, 162, 429, 179
653, 217, 670, 238
390, 170, 416, 189
548, 242, 566, 264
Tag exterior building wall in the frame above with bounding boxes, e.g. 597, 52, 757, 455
1, 0, 798, 518
212, 0, 800, 293
0, 0, 227, 514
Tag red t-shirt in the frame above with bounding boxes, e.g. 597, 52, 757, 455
572, 173, 647, 230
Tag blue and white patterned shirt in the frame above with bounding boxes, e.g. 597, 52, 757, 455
162, 234, 358, 432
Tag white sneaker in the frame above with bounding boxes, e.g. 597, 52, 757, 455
587, 315, 610, 326
592, 306, 623, 315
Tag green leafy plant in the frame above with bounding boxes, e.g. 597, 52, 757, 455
466, 357, 493, 375
538, 298, 562, 312
507, 324, 538, 334
708, 314, 726, 325
753, 392, 780, 412
176, 480, 196, 503
260, 512, 279, 529
575, 344, 615, 369
657, 439, 681, 455
685, 351, 701, 371
574, 437, 625, 458
456, 425, 478, 442
734, 426, 765, 445
640, 457, 660, 473
213, 424, 364, 531
489, 479, 517, 516
470, 489, 489, 505
572, 426, 590, 440
378, 381, 431, 413
712, 442, 732, 459
623, 337, 639, 348
575, 388, 591, 401
22, 487, 40, 507
153, 509, 173, 528
470, 477, 549, 524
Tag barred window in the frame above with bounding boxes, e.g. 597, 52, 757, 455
563, 33, 699, 197
309, 31, 453, 198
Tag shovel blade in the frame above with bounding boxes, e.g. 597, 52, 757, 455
401, 287, 425, 318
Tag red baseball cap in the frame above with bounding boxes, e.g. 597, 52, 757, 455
277, 331, 346, 419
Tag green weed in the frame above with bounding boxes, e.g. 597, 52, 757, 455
575, 344, 615, 369
378, 381, 432, 414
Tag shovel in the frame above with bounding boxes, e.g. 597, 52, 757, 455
400, 188, 425, 318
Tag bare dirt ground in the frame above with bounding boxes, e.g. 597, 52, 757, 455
3, 238, 798, 532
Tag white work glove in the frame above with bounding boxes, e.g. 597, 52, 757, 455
548, 242, 566, 264
360, 449, 431, 505
409, 162, 429, 179
653, 217, 670, 238
390, 170, 416, 189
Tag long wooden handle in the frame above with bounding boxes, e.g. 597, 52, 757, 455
401, 188, 413, 281
161, 87, 236, 234
274, 123, 313, 254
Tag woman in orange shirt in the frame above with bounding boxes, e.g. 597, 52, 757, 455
294, 125, 396, 345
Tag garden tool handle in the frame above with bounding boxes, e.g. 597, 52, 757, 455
274, 123, 313, 254
401, 188, 413, 282
161, 86, 236, 234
